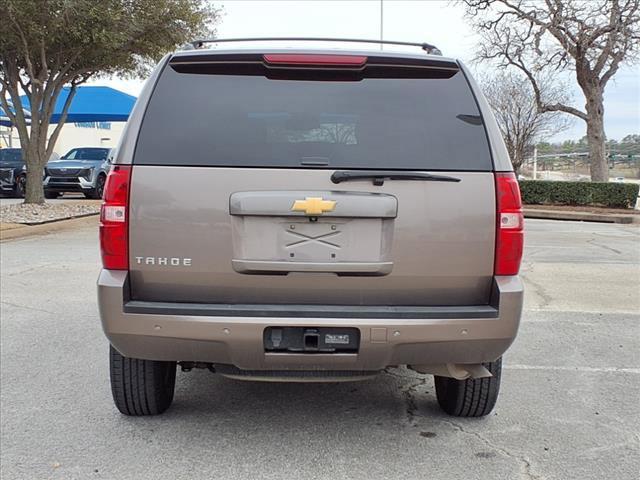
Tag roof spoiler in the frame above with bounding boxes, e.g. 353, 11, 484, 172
180, 37, 442, 56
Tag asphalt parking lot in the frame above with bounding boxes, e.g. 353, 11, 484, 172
1, 219, 638, 480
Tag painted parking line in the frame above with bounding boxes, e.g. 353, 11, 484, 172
505, 364, 640, 374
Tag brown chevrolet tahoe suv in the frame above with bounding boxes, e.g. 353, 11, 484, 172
98, 38, 524, 418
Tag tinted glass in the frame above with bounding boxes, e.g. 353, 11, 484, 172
0, 149, 23, 163
135, 66, 492, 170
64, 148, 109, 161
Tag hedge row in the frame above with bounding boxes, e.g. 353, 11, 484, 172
519, 180, 640, 209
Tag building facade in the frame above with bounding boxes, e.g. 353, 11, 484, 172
0, 121, 126, 157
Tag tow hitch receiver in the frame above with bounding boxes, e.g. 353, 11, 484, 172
264, 327, 360, 353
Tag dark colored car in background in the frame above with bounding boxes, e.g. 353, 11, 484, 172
0, 148, 26, 197
44, 147, 113, 199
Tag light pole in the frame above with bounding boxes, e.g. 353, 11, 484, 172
380, 0, 384, 49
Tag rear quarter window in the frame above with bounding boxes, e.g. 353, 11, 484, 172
134, 59, 492, 171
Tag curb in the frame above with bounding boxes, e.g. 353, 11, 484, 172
17, 211, 100, 226
0, 214, 99, 242
524, 208, 638, 224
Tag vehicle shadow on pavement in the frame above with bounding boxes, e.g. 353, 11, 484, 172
97, 369, 514, 480
136, 367, 452, 430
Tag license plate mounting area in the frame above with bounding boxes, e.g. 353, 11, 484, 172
264, 327, 360, 353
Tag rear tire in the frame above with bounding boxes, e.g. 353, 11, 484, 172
109, 345, 177, 416
434, 358, 502, 417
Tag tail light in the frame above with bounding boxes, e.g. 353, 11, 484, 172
494, 172, 524, 276
100, 165, 131, 270
263, 54, 367, 67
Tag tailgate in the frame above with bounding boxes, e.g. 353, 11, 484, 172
127, 50, 497, 306
128, 167, 495, 305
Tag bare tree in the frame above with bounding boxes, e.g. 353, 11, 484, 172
480, 70, 570, 174
461, 0, 640, 181
0, 0, 219, 203
321, 123, 357, 144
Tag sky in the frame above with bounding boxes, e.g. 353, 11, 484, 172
91, 0, 640, 142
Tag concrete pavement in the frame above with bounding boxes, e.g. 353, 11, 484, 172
1, 219, 639, 479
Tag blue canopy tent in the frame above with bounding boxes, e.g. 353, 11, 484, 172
0, 101, 30, 147
0, 114, 15, 127
1, 85, 136, 126
1, 86, 135, 147
0, 101, 30, 127
23, 86, 136, 123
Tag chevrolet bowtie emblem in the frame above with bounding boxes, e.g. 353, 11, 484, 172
291, 197, 336, 215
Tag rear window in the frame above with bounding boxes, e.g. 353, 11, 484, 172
134, 61, 492, 171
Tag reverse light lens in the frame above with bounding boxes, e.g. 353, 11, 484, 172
102, 205, 126, 223
494, 172, 524, 276
499, 212, 523, 229
100, 165, 131, 270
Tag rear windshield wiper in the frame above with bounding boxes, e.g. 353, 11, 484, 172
331, 170, 461, 186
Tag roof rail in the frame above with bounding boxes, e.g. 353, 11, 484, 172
181, 37, 442, 55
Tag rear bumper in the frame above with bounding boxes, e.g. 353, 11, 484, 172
98, 270, 523, 371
